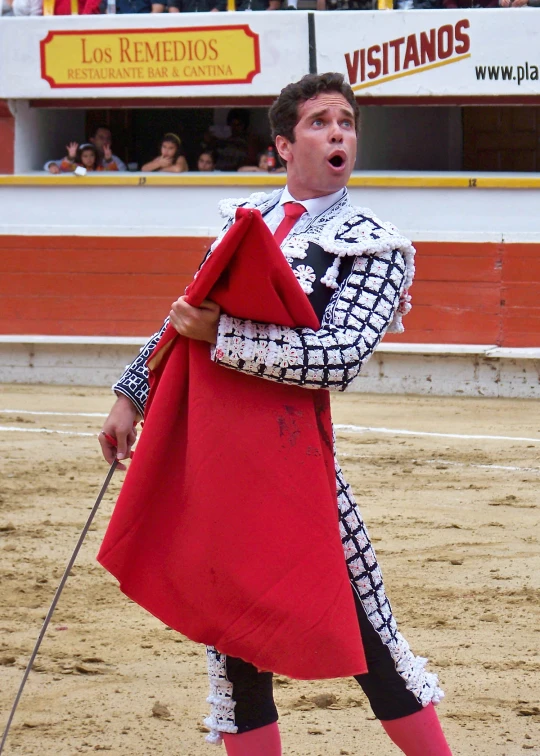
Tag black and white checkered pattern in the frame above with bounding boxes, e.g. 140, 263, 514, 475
211, 248, 406, 389
113, 319, 169, 416
335, 460, 443, 707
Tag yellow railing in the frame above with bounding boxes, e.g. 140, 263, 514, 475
2, 174, 540, 189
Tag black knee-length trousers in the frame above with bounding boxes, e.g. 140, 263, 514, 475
224, 587, 424, 734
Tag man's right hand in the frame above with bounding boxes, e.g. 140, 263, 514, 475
98, 394, 140, 470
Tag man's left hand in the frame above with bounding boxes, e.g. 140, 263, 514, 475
170, 296, 220, 343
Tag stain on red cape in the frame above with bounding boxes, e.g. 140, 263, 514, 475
98, 208, 367, 679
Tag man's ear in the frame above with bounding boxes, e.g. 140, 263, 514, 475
275, 135, 292, 165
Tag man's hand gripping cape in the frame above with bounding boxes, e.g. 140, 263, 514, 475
98, 208, 367, 679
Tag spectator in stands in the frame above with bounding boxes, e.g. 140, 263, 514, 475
9, 0, 43, 14
51, 0, 100, 13
158, 0, 224, 10
142, 133, 189, 173
89, 126, 127, 171
316, 0, 376, 8
45, 127, 125, 174
235, 0, 280, 8
237, 151, 286, 173
115, 0, 163, 12
58, 142, 119, 172
443, 0, 497, 6
409, 0, 442, 7
45, 141, 86, 174
215, 109, 259, 171
9, 0, 102, 12
197, 150, 217, 172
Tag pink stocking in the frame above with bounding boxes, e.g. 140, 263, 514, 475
222, 723, 282, 756
381, 704, 452, 755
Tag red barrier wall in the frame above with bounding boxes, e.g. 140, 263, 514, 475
1, 236, 538, 346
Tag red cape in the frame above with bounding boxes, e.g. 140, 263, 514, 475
98, 208, 366, 679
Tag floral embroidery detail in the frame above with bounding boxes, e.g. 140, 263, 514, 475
228, 337, 244, 361
278, 344, 301, 368
282, 238, 309, 260
204, 647, 237, 745
293, 264, 316, 294
254, 341, 271, 362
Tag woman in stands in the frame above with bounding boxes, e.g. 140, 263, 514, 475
141, 133, 189, 173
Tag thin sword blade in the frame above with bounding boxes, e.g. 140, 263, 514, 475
0, 459, 118, 755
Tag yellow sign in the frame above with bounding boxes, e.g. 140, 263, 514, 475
40, 26, 260, 88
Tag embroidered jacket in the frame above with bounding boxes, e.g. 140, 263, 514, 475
114, 189, 415, 415
112, 193, 445, 737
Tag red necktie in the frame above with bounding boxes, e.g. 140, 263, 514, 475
273, 202, 306, 247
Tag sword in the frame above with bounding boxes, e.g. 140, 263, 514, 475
0, 452, 119, 755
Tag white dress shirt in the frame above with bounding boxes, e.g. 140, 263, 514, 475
263, 186, 346, 236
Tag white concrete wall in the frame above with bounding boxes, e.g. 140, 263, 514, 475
1, 179, 539, 242
12, 102, 86, 173
352, 348, 540, 399
1, 339, 539, 398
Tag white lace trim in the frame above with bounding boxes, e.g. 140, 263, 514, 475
204, 647, 237, 746
309, 208, 415, 334
216, 190, 415, 334
336, 460, 444, 709
363, 609, 445, 707
218, 189, 282, 222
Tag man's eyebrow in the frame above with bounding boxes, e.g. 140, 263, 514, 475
308, 107, 355, 120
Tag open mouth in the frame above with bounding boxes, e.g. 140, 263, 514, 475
329, 155, 344, 168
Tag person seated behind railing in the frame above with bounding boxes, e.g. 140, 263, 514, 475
8, 0, 42, 15
88, 125, 127, 170
316, 0, 443, 7
8, 0, 101, 12
56, 142, 119, 173
214, 109, 261, 171
316, 0, 377, 8
237, 151, 286, 173
114, 0, 163, 13
198, 150, 218, 172
157, 0, 224, 11
141, 133, 189, 173
45, 125, 126, 173
235, 0, 280, 8
443, 0, 497, 6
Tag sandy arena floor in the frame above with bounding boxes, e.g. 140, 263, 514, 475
0, 385, 539, 756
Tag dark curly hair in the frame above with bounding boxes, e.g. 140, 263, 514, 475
76, 143, 100, 170
269, 73, 359, 145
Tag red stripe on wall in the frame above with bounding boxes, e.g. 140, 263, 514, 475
0, 236, 538, 347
